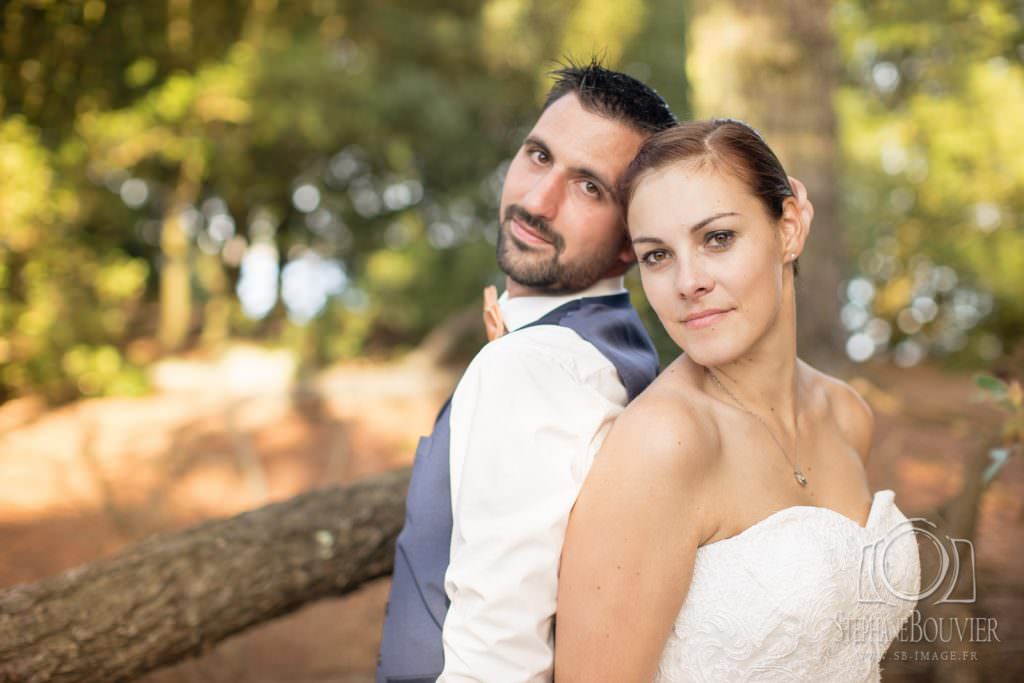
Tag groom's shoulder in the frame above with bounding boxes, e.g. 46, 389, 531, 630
470, 323, 610, 374
459, 324, 611, 391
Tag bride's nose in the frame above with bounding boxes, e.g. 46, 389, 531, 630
674, 257, 715, 300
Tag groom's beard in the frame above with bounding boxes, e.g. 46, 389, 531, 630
496, 204, 622, 294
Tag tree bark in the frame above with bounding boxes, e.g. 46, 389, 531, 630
0, 468, 410, 683
910, 436, 994, 683
157, 157, 202, 354
688, 0, 845, 370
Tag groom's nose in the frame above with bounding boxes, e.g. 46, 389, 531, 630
519, 170, 563, 221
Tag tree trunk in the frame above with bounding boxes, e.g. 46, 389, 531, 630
157, 200, 193, 352
911, 436, 994, 683
688, 0, 844, 370
0, 468, 410, 683
197, 251, 232, 351
157, 155, 203, 354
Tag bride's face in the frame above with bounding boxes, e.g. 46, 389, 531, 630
627, 163, 794, 366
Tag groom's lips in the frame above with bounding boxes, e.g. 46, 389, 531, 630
509, 217, 553, 246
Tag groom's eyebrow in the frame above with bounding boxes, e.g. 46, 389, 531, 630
632, 212, 740, 244
523, 135, 614, 199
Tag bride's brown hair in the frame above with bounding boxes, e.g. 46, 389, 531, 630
618, 118, 799, 277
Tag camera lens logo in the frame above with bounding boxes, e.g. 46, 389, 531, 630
858, 516, 976, 606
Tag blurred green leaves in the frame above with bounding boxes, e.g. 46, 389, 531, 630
835, 0, 1024, 366
6, 0, 1021, 403
0, 117, 150, 399
0, 117, 55, 253
1, 0, 683, 401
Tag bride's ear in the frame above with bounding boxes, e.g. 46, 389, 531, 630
779, 184, 811, 263
788, 176, 815, 229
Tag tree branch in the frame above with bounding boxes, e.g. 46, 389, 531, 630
0, 468, 410, 683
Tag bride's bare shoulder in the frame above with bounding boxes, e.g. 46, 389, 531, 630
608, 363, 721, 473
585, 364, 719, 547
801, 361, 875, 464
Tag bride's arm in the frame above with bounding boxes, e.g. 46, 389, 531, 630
554, 395, 715, 682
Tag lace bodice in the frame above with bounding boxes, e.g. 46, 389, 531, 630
655, 489, 921, 682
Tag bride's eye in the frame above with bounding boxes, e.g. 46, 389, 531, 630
705, 230, 735, 250
640, 249, 670, 267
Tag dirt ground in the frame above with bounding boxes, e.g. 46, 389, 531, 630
0, 350, 1020, 682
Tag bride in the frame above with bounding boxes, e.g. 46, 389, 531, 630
554, 119, 921, 682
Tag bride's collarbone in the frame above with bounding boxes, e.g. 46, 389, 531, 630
703, 441, 873, 545
701, 484, 874, 547
714, 405, 864, 477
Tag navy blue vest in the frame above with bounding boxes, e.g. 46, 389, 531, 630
376, 292, 659, 682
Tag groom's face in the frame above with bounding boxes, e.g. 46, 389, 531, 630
496, 93, 646, 294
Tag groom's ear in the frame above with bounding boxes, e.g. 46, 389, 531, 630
617, 232, 637, 265
602, 232, 637, 278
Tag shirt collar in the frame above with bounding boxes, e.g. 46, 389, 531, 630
497, 275, 627, 332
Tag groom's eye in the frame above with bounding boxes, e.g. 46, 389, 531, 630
528, 148, 550, 164
581, 180, 602, 198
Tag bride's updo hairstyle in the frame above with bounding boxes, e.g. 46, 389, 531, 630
619, 118, 799, 277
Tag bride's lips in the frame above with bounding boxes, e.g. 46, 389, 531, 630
509, 217, 553, 246
684, 308, 732, 329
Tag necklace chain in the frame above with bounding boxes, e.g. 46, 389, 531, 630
704, 366, 809, 487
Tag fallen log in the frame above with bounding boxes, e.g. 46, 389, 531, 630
0, 468, 411, 683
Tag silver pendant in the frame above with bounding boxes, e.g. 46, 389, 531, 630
794, 470, 808, 487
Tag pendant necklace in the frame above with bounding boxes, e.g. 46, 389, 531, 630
704, 366, 809, 487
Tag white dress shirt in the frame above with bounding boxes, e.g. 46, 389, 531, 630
439, 276, 633, 682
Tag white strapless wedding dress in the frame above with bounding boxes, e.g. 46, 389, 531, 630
655, 489, 921, 682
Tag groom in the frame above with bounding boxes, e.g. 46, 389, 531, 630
375, 60, 674, 683
377, 62, 815, 682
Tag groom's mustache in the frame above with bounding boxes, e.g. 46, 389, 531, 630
503, 204, 563, 250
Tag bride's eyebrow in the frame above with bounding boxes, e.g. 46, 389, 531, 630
687, 211, 740, 233
632, 211, 740, 245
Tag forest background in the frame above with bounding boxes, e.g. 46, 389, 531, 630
1, 1, 1023, 681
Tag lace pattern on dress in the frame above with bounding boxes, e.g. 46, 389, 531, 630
654, 490, 921, 683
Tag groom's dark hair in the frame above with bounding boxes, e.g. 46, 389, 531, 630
542, 57, 677, 135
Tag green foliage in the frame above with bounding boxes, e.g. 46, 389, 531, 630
0, 116, 54, 253
975, 373, 1009, 396
1, 0, 685, 401
973, 372, 1023, 484
0, 118, 150, 400
835, 0, 1024, 367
